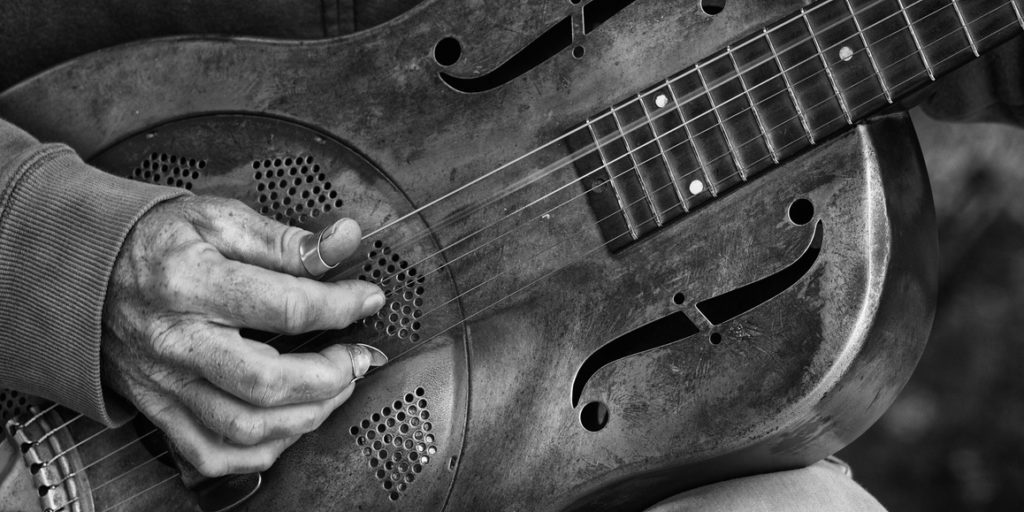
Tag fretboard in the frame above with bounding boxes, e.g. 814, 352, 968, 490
573, 0, 1022, 251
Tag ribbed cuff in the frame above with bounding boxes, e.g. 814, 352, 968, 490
0, 143, 188, 425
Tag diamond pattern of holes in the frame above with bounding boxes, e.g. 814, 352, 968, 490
349, 387, 435, 501
0, 388, 31, 422
252, 156, 342, 225
130, 152, 206, 191
358, 240, 426, 341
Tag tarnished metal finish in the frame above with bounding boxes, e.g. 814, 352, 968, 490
84, 114, 467, 511
0, 0, 936, 511
298, 228, 340, 277
7, 409, 95, 512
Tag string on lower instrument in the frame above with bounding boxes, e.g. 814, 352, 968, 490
27, 2, 1018, 509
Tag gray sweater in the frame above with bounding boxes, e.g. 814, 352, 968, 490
0, 119, 186, 424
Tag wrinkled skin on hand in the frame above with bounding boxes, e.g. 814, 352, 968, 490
101, 196, 385, 477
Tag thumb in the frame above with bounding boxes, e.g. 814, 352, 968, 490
197, 199, 362, 277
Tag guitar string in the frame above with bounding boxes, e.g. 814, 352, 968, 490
280, 0, 987, 349
353, 12, 1023, 372
34, 0, 989, 471
355, 0, 848, 242
93, 15, 1022, 508
99, 473, 179, 512
274, 0, 954, 344
303, 0, 919, 288
91, 450, 169, 493
39, 5, 1017, 508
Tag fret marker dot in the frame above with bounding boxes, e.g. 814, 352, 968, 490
655, 94, 669, 109
688, 179, 704, 195
839, 46, 854, 62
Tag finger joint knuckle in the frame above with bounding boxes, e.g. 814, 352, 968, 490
248, 370, 286, 407
280, 289, 313, 334
228, 414, 266, 445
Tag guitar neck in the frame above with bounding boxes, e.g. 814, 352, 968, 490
576, 0, 1023, 251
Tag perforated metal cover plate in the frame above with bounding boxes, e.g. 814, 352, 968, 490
89, 114, 468, 510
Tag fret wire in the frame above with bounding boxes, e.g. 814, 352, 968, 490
843, 0, 893, 103
949, 0, 980, 56
585, 118, 640, 239
1013, 0, 1024, 29
636, 93, 691, 206
725, 46, 779, 164
610, 105, 664, 226
763, 27, 816, 144
800, 8, 853, 123
664, 80, 716, 195
896, 0, 936, 80
694, 63, 748, 178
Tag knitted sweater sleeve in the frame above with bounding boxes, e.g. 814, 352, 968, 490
0, 118, 188, 425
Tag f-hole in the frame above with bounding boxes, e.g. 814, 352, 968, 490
697, 221, 823, 325
582, 0, 642, 34
701, 0, 727, 15
571, 311, 699, 407
439, 0, 641, 93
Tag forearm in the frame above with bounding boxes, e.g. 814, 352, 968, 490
0, 118, 187, 425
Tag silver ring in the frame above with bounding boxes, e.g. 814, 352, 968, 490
299, 228, 339, 276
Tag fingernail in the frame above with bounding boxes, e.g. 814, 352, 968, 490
356, 343, 389, 367
351, 345, 372, 377
362, 290, 385, 316
322, 218, 355, 241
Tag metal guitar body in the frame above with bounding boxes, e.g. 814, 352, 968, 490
0, 0, 935, 510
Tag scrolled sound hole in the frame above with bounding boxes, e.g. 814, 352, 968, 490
580, 401, 609, 432
433, 37, 462, 66
788, 198, 814, 225
130, 152, 205, 190
359, 240, 426, 342
700, 0, 727, 15
350, 388, 434, 500
253, 155, 342, 225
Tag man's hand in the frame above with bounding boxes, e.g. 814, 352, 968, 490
101, 196, 384, 477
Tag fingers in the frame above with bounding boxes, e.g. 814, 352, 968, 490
147, 396, 302, 477
190, 198, 362, 277
173, 334, 375, 407
178, 378, 355, 446
201, 258, 384, 333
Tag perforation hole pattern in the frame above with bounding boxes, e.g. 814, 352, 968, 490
350, 387, 435, 501
0, 388, 32, 423
358, 240, 425, 341
131, 152, 205, 190
253, 156, 342, 225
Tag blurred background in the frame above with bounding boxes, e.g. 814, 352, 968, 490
838, 109, 1024, 512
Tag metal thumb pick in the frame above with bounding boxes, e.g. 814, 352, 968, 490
298, 226, 340, 277
357, 343, 389, 367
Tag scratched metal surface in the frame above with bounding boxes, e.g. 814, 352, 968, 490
839, 108, 1024, 512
